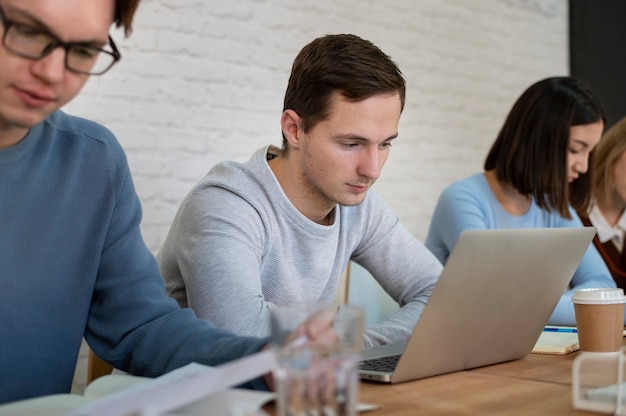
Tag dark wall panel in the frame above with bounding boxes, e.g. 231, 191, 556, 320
570, 0, 626, 128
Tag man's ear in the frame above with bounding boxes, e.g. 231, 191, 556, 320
281, 109, 303, 149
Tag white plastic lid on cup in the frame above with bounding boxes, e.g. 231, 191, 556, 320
572, 288, 626, 305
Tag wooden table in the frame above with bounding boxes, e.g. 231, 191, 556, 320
359, 371, 583, 415
470, 348, 579, 385
358, 353, 591, 415
267, 340, 626, 415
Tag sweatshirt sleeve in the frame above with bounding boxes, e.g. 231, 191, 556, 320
351, 191, 443, 347
159, 182, 276, 338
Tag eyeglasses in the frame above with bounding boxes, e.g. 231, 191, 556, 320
0, 6, 120, 76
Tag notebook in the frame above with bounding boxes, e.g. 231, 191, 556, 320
532, 326, 580, 355
359, 227, 596, 383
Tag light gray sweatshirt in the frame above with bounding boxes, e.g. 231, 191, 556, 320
158, 146, 442, 347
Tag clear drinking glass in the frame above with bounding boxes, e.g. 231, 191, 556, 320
270, 304, 364, 416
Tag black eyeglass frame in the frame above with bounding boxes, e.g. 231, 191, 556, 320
0, 6, 121, 75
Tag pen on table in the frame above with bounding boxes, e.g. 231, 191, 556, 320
543, 327, 578, 333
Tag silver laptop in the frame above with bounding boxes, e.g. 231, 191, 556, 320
359, 227, 596, 383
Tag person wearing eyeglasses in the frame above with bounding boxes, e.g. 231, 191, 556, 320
0, 0, 335, 405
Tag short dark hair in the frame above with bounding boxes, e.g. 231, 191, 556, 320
114, 0, 141, 36
484, 76, 607, 219
282, 34, 406, 146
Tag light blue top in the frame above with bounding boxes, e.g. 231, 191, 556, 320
0, 111, 266, 404
425, 173, 616, 325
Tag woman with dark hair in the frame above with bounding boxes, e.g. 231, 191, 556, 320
579, 116, 626, 289
425, 76, 616, 326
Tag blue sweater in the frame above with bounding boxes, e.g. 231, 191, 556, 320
0, 111, 267, 404
425, 173, 616, 326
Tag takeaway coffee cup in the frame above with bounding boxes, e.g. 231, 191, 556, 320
572, 288, 626, 352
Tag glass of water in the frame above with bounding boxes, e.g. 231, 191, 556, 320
270, 304, 364, 416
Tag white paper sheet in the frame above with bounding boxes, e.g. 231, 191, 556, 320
66, 349, 275, 416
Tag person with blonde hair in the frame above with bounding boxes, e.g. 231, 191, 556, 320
579, 117, 626, 289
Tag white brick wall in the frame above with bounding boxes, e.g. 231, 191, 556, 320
66, 0, 568, 392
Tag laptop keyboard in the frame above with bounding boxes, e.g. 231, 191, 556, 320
359, 354, 401, 372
